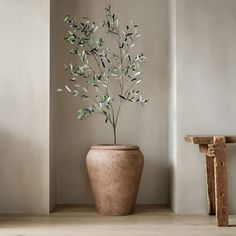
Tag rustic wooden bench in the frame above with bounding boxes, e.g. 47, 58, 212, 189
185, 135, 236, 227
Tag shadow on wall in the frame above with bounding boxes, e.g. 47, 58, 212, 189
0, 129, 48, 214
51, 0, 93, 205
137, 155, 169, 204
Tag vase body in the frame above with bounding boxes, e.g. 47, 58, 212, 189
86, 145, 144, 216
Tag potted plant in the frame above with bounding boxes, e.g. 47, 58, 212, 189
60, 6, 148, 216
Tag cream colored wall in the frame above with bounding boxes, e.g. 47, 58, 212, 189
52, 0, 169, 204
168, 0, 177, 211
50, 0, 57, 213
170, 0, 236, 214
0, 0, 50, 213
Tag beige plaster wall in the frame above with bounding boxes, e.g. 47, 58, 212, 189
170, 0, 236, 214
0, 0, 50, 214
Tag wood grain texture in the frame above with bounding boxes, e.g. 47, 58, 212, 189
213, 136, 229, 227
205, 156, 216, 215
185, 135, 236, 144
199, 144, 216, 215
199, 144, 215, 157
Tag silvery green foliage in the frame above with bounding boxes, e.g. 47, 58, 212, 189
61, 6, 148, 144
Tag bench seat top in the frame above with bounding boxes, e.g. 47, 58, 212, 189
185, 135, 236, 144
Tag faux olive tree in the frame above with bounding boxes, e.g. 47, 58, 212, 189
60, 6, 148, 145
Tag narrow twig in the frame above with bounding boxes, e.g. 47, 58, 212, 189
88, 43, 116, 127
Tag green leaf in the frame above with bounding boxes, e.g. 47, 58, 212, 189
119, 95, 127, 100
82, 87, 88, 93
77, 106, 95, 120
105, 116, 108, 123
72, 90, 79, 97
65, 85, 72, 92
133, 71, 141, 77
126, 33, 133, 37
101, 59, 105, 68
64, 15, 70, 23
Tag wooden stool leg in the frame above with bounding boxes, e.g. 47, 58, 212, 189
213, 136, 228, 227
199, 144, 216, 215
205, 156, 216, 215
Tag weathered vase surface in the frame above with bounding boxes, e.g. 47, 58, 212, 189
86, 145, 144, 216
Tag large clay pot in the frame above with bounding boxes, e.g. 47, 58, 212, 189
86, 145, 144, 216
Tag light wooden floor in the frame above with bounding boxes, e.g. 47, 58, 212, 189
0, 205, 236, 236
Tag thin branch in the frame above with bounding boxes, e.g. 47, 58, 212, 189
124, 83, 136, 97
88, 44, 103, 75
87, 43, 116, 126
115, 102, 121, 126
89, 96, 113, 125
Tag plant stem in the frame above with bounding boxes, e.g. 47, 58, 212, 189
88, 43, 116, 127
113, 30, 125, 134
112, 124, 117, 145
115, 101, 121, 125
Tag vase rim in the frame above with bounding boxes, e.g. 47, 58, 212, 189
90, 144, 139, 150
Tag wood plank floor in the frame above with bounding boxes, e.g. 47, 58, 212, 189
0, 205, 236, 236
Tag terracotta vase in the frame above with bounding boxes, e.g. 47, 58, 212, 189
86, 145, 144, 216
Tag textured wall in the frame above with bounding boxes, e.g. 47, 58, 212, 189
51, 0, 170, 204
170, 0, 236, 213
0, 0, 50, 214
